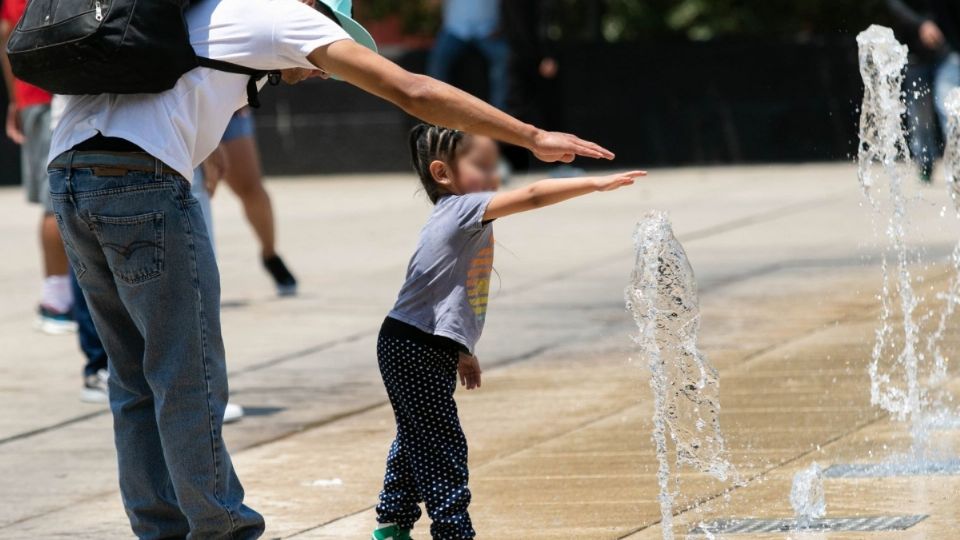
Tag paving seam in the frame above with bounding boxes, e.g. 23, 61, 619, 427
289, 265, 957, 538
0, 191, 925, 533
613, 268, 959, 538
0, 195, 834, 448
283, 286, 897, 538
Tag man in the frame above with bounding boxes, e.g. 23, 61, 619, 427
48, 0, 612, 537
887, 0, 948, 182
1, 0, 75, 333
502, 0, 563, 174
428, 0, 509, 110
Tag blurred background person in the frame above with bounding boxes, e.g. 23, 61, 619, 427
502, 0, 578, 177
931, 1, 960, 137
427, 0, 509, 111
1, 0, 75, 333
887, 0, 946, 182
219, 108, 299, 297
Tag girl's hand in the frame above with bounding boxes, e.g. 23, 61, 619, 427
458, 352, 482, 390
594, 170, 646, 192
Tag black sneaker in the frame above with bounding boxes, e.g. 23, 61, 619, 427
36, 304, 78, 335
263, 255, 298, 296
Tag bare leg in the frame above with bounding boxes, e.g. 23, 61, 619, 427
41, 212, 68, 276
221, 135, 276, 258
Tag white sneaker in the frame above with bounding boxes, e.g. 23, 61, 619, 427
224, 402, 244, 424
81, 369, 109, 403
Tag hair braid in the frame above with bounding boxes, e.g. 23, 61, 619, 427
408, 124, 471, 204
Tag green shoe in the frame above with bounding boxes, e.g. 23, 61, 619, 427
371, 525, 412, 540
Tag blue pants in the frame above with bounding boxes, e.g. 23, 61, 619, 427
933, 52, 960, 136
376, 329, 474, 539
427, 29, 509, 111
49, 151, 263, 540
71, 270, 107, 377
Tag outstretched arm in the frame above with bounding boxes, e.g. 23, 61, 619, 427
483, 170, 645, 221
1, 19, 24, 144
308, 40, 614, 164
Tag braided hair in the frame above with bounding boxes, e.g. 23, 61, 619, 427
408, 123, 471, 204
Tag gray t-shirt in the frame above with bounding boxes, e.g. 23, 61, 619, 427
389, 192, 496, 353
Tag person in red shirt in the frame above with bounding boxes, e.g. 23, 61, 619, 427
1, 0, 76, 334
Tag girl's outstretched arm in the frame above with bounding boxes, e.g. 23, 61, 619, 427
483, 170, 646, 221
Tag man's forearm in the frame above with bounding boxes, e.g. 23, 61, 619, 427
402, 74, 542, 149
314, 41, 542, 150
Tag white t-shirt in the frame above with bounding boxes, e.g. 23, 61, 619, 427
48, 0, 352, 179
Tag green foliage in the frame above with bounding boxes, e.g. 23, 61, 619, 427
360, 0, 891, 42
361, 0, 440, 36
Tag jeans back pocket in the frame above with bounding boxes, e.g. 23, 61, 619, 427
91, 212, 165, 285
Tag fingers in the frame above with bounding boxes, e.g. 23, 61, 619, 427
571, 137, 615, 160
458, 360, 482, 390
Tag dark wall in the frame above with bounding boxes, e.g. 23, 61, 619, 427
0, 38, 866, 184
253, 38, 864, 176
0, 81, 21, 185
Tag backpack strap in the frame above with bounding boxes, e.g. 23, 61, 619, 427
196, 57, 281, 109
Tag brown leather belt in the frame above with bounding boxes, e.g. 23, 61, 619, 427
49, 151, 180, 177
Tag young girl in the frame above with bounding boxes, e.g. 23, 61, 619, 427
372, 124, 644, 540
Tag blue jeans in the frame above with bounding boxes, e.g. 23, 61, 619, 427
933, 52, 960, 137
49, 151, 264, 540
428, 29, 509, 110
71, 270, 108, 377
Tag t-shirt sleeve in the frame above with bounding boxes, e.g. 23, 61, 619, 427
271, 0, 353, 69
452, 192, 496, 232
1, 0, 19, 25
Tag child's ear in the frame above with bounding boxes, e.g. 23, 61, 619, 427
429, 160, 452, 186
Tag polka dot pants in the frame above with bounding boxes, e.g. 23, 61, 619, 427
375, 332, 474, 540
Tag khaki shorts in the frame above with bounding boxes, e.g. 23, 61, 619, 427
20, 104, 53, 213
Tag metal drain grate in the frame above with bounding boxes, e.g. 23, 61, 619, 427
824, 460, 960, 478
689, 515, 927, 534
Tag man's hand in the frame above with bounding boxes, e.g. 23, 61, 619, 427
532, 130, 614, 163
920, 20, 945, 50
458, 352, 482, 390
5, 102, 23, 144
594, 170, 646, 191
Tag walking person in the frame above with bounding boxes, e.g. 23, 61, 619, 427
1, 0, 74, 333
372, 124, 641, 540
887, 0, 948, 182
502, 0, 568, 175
219, 108, 299, 296
929, 1, 960, 139
26, 0, 612, 536
428, 0, 509, 110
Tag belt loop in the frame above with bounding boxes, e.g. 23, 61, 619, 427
64, 151, 75, 198
154, 158, 162, 181
65, 150, 75, 179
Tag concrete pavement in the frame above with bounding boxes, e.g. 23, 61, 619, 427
2, 163, 960, 538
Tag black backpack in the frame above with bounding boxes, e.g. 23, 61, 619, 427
5, 0, 279, 107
